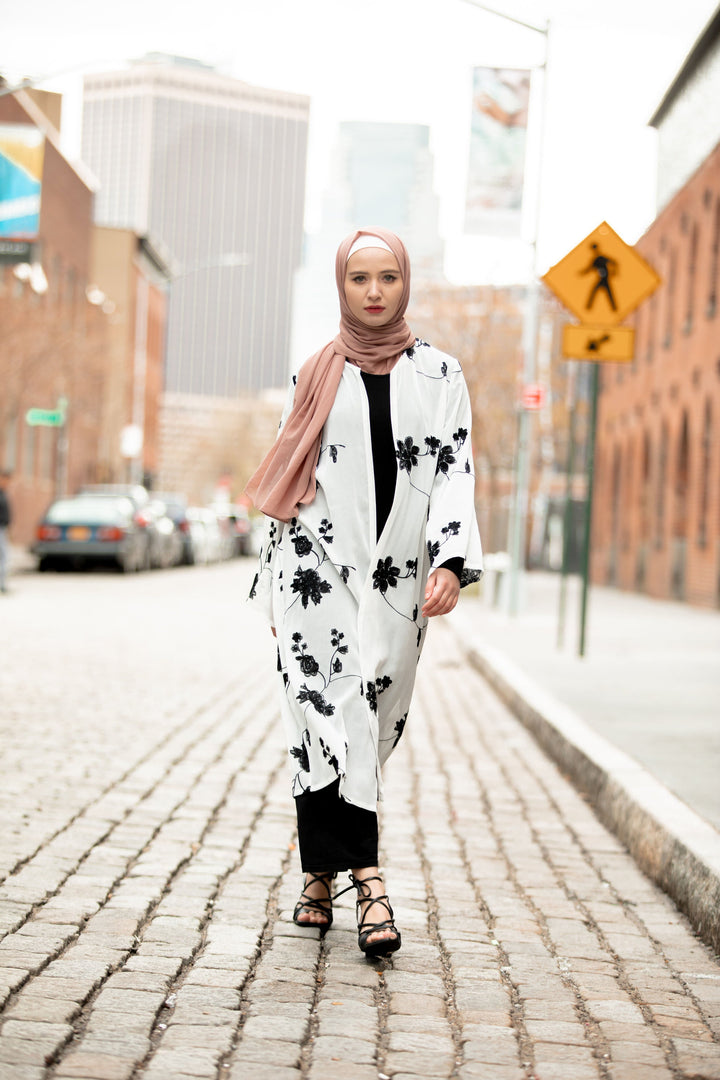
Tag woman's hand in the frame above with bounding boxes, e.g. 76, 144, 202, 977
421, 568, 460, 619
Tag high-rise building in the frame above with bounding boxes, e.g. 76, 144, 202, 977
323, 121, 444, 280
291, 121, 445, 368
82, 54, 310, 395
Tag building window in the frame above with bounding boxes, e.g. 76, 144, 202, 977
708, 196, 720, 319
655, 422, 667, 548
674, 412, 689, 541
698, 400, 711, 547
646, 291, 656, 363
684, 222, 698, 335
640, 432, 651, 542
663, 248, 675, 348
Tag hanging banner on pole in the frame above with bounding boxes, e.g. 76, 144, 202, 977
465, 67, 530, 236
0, 124, 45, 241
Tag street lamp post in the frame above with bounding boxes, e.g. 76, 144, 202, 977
458, 0, 549, 614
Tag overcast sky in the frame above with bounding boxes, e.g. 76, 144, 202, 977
2, 0, 717, 282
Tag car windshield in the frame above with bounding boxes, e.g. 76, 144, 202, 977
46, 497, 134, 525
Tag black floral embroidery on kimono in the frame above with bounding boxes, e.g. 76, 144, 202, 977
364, 675, 393, 714
290, 529, 313, 557
290, 731, 310, 773
291, 632, 320, 677
318, 519, 334, 543
428, 520, 464, 567
396, 436, 420, 473
249, 572, 258, 599
319, 442, 345, 463
330, 628, 349, 675
297, 684, 335, 716
318, 736, 339, 775
436, 444, 456, 475
290, 567, 332, 609
373, 556, 400, 594
393, 713, 407, 748
371, 555, 420, 627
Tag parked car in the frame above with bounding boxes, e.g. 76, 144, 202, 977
32, 494, 149, 573
152, 492, 194, 564
80, 483, 150, 510
144, 499, 184, 569
186, 507, 225, 564
227, 505, 253, 556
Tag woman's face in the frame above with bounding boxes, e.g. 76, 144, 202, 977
344, 247, 404, 328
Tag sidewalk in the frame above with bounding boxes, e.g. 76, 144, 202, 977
449, 571, 720, 955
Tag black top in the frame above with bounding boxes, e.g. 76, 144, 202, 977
360, 369, 463, 582
0, 490, 10, 528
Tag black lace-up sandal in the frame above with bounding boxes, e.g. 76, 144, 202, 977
293, 871, 338, 933
350, 873, 402, 958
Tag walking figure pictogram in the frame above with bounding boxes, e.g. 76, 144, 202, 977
580, 243, 618, 311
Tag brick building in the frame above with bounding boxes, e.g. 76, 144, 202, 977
0, 88, 112, 546
591, 9, 720, 606
89, 228, 170, 487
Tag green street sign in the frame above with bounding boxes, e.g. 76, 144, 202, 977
26, 407, 65, 427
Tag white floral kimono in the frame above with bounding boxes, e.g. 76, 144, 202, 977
249, 340, 483, 811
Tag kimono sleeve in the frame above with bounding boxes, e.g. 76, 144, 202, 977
246, 378, 297, 623
425, 367, 484, 588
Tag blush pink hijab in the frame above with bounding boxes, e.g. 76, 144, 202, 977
245, 227, 416, 521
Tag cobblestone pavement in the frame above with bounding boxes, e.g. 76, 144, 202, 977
1, 562, 720, 1080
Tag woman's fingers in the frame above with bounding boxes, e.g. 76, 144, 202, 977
421, 570, 460, 618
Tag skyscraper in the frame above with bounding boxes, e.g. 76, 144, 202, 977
82, 55, 309, 394
291, 121, 445, 368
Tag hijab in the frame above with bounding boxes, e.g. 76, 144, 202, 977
244, 227, 415, 522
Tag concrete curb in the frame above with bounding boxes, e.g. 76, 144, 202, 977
456, 628, 720, 957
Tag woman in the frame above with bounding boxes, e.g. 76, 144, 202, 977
247, 227, 482, 957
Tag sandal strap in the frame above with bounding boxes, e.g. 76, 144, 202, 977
349, 873, 384, 898
355, 894, 395, 930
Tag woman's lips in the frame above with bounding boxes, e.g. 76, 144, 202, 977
365, 306, 385, 313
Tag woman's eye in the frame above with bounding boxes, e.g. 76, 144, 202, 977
383, 275, 398, 283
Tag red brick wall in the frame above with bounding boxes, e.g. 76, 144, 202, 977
593, 140, 720, 607
0, 95, 109, 546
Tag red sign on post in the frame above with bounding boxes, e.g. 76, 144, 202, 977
521, 384, 545, 410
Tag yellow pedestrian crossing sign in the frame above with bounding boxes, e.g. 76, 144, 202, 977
542, 221, 661, 327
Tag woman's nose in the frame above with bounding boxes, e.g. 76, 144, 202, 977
367, 278, 381, 298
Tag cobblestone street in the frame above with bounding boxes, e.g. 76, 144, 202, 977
1, 561, 719, 1080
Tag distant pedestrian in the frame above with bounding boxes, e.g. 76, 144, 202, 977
246, 228, 483, 958
0, 471, 13, 594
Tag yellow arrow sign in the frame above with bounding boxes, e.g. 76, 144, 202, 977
543, 221, 661, 327
562, 324, 635, 362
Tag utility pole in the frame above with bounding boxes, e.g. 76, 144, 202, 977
457, 0, 550, 614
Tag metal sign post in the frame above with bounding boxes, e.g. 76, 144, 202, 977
542, 222, 661, 657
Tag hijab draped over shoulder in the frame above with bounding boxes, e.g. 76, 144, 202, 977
245, 227, 416, 522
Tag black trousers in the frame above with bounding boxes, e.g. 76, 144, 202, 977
295, 779, 378, 873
